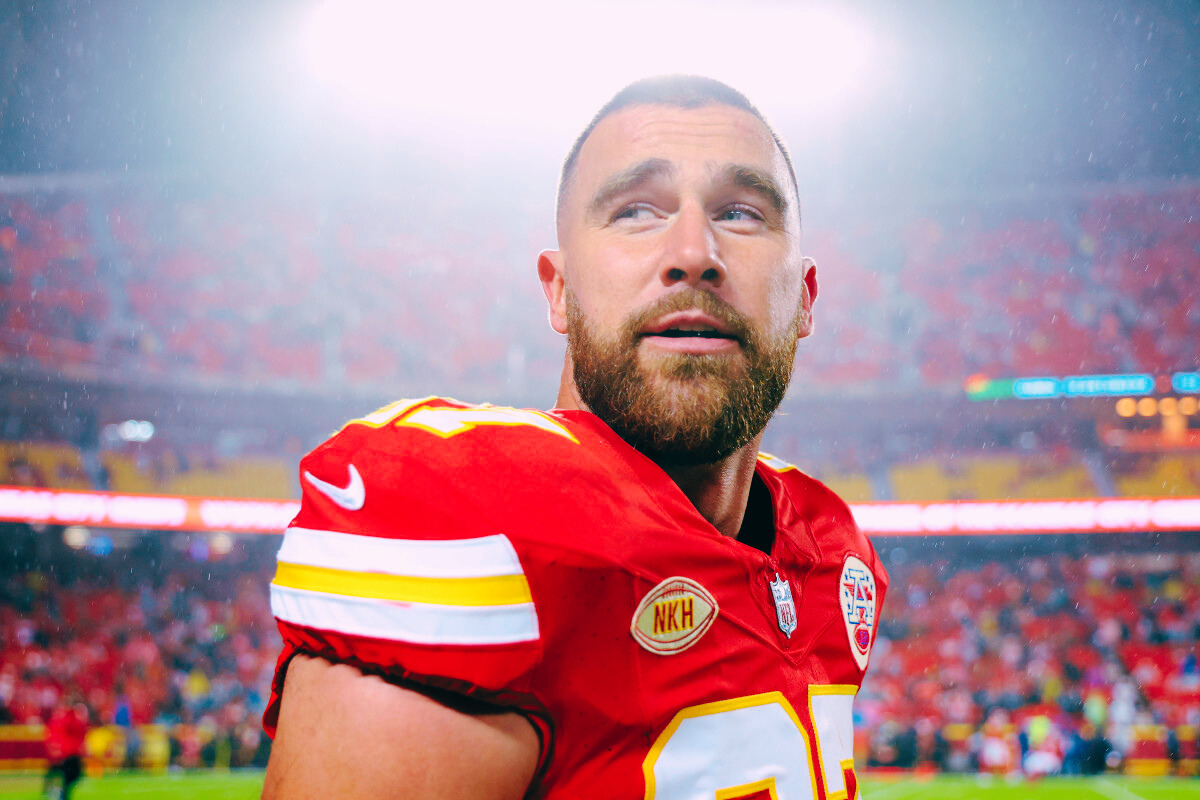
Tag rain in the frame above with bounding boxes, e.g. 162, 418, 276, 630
0, 1, 1197, 797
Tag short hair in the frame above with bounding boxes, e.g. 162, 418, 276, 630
556, 75, 800, 228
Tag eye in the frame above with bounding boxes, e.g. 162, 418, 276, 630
716, 205, 765, 223
612, 204, 658, 222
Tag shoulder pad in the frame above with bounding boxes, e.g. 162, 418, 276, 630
272, 397, 551, 689
294, 396, 586, 540
331, 395, 579, 453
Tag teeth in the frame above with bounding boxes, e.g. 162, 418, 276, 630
655, 327, 729, 338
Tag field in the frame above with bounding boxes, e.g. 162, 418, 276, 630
1, 772, 1199, 799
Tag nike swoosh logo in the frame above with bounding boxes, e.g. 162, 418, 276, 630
303, 464, 365, 511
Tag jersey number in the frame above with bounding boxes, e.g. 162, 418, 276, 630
643, 688, 858, 800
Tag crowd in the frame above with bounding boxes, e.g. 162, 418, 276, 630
0, 185, 557, 394
1, 525, 1195, 777
1, 182, 1196, 394
0, 538, 279, 770
859, 551, 1200, 775
896, 187, 1200, 382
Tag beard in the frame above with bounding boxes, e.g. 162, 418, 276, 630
567, 287, 800, 467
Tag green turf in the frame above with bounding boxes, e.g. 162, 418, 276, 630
0, 771, 264, 799
859, 774, 1200, 800
0, 771, 1196, 798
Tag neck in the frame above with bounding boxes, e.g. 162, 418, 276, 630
657, 439, 763, 540
554, 361, 762, 540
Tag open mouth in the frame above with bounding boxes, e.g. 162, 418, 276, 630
648, 327, 739, 340
639, 310, 742, 351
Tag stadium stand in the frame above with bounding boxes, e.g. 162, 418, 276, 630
1, 529, 1195, 777
1, 177, 1197, 780
6, 435, 1200, 505
891, 186, 1200, 383
2, 183, 1197, 392
0, 193, 105, 374
0, 531, 278, 771
0, 441, 294, 499
889, 452, 1099, 502
859, 550, 1200, 776
1111, 453, 1200, 498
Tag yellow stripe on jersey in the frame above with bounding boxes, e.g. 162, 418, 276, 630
337, 396, 435, 432
269, 529, 541, 645
757, 451, 797, 472
396, 404, 578, 442
272, 561, 533, 607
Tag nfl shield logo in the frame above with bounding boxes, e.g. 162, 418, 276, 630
769, 573, 797, 637
840, 555, 877, 670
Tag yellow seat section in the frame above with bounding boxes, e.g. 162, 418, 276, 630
891, 455, 1099, 501
967, 455, 1097, 499
962, 457, 1021, 499
890, 460, 955, 501
164, 458, 294, 499
101, 452, 159, 494
818, 472, 875, 502
1115, 455, 1200, 497
101, 452, 295, 498
1006, 461, 1098, 499
0, 442, 92, 490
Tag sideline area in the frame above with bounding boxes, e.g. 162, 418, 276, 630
2, 772, 1199, 799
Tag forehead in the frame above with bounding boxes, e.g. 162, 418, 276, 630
571, 104, 789, 201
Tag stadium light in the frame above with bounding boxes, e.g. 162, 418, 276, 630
210, 532, 235, 556
63, 525, 90, 549
292, 0, 886, 138
112, 420, 155, 443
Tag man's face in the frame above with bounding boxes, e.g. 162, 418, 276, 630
541, 103, 816, 466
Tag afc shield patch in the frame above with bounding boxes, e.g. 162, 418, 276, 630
839, 555, 877, 670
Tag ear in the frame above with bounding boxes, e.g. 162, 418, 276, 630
797, 256, 818, 338
538, 249, 568, 334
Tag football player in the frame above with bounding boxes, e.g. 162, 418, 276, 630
262, 75, 888, 799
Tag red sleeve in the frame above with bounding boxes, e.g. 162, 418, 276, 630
263, 400, 549, 746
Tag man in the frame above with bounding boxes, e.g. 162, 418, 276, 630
42, 698, 87, 800
262, 75, 888, 799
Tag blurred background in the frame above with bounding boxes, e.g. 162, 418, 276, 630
0, 0, 1197, 796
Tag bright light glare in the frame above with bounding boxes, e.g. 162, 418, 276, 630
294, 0, 888, 138
63, 525, 90, 549
210, 532, 234, 556
117, 419, 155, 442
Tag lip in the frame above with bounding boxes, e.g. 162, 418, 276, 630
638, 310, 742, 356
640, 335, 741, 355
640, 311, 738, 339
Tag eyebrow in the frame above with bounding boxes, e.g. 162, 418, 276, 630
720, 163, 788, 215
585, 158, 790, 220
585, 158, 675, 217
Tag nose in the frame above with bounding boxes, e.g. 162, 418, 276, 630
659, 203, 726, 288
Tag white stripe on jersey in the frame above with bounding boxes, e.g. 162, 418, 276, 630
277, 527, 525, 579
270, 583, 540, 645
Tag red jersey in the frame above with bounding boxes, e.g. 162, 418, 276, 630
265, 397, 888, 800
45, 704, 88, 760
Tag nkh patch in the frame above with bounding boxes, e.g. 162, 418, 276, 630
840, 555, 877, 670
631, 577, 718, 655
769, 573, 797, 637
